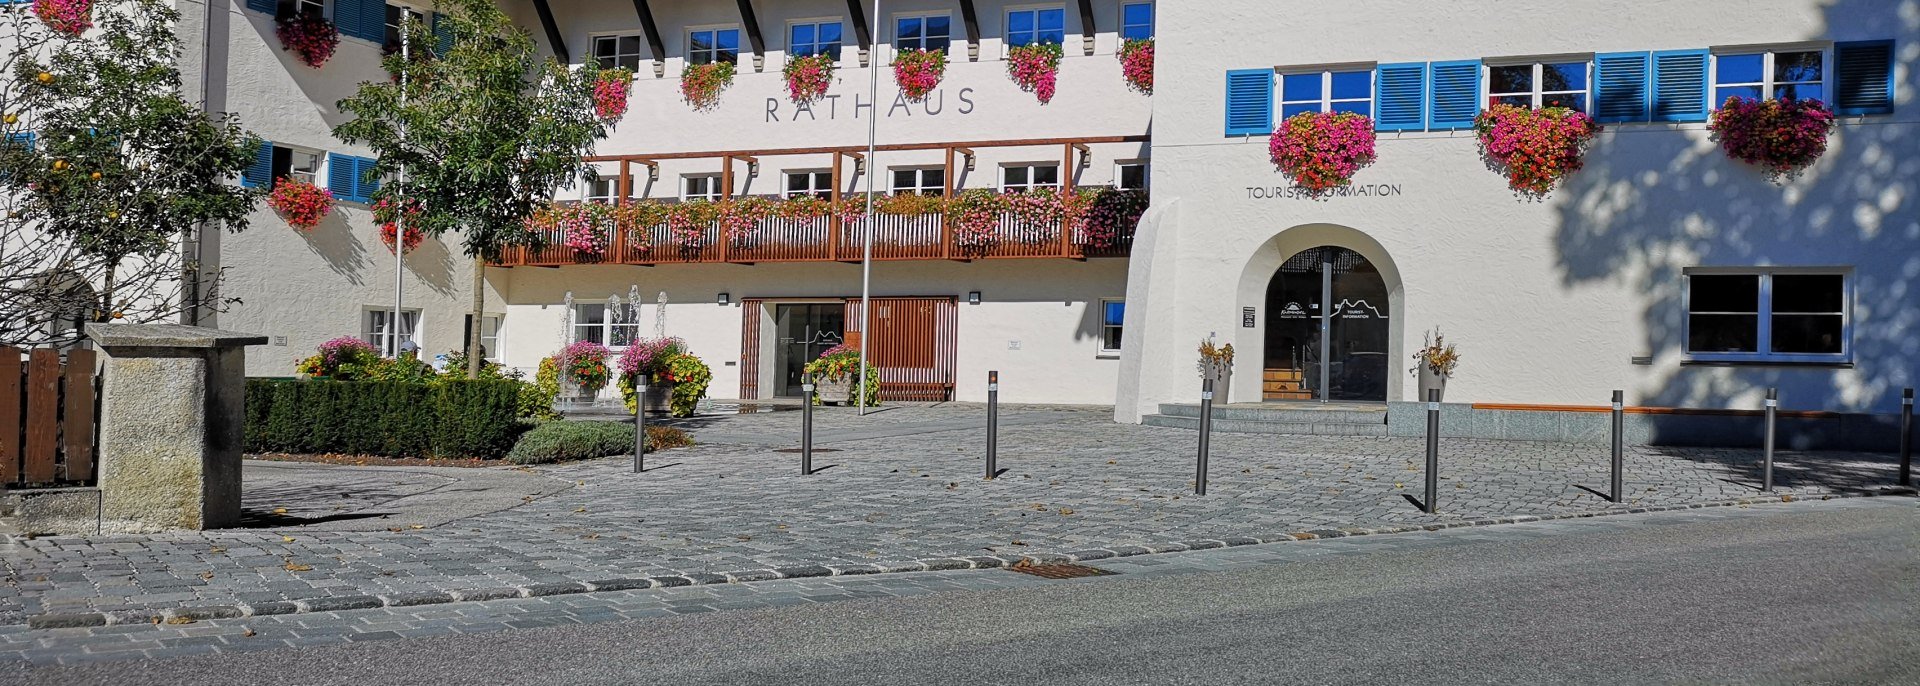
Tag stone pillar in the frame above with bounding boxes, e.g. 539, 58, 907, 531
84, 323, 266, 532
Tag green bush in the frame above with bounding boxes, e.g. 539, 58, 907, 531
245, 378, 527, 459
505, 421, 693, 465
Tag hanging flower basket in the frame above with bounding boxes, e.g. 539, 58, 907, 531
372, 197, 424, 255
783, 53, 836, 104
680, 62, 736, 111
893, 48, 946, 102
267, 177, 333, 232
1268, 111, 1378, 197
32, 0, 92, 37
1007, 42, 1064, 104
275, 12, 340, 69
1118, 38, 1153, 95
1472, 104, 1601, 199
593, 69, 633, 122
666, 200, 718, 250
1707, 96, 1836, 182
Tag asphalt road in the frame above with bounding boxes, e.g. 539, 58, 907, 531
19, 500, 1917, 685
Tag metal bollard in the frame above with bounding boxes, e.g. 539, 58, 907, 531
985, 370, 999, 480
1899, 388, 1913, 487
1196, 377, 1214, 496
801, 378, 815, 476
632, 381, 648, 473
1610, 390, 1624, 503
1762, 388, 1777, 492
1424, 388, 1440, 514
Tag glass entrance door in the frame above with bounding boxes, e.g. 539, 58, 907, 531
1263, 247, 1389, 402
775, 304, 845, 397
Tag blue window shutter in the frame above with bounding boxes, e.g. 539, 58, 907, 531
332, 0, 361, 41
241, 140, 275, 189
1375, 62, 1427, 132
328, 153, 359, 201
1651, 49, 1709, 122
1594, 51, 1651, 123
246, 0, 276, 14
357, 157, 381, 199
1224, 69, 1274, 136
1834, 40, 1894, 115
7, 132, 35, 151
1427, 60, 1480, 130
364, 1, 392, 44
432, 12, 455, 55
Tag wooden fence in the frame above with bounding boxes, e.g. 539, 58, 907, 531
1, 346, 98, 488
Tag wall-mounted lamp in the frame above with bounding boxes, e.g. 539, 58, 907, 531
718, 292, 730, 306
640, 160, 659, 183
954, 147, 976, 172
1072, 143, 1092, 169
968, 291, 982, 305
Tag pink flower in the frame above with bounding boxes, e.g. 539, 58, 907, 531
594, 71, 633, 122
1118, 39, 1153, 95
1472, 104, 1601, 198
268, 177, 334, 231
274, 12, 340, 69
1007, 43, 1064, 104
893, 49, 947, 102
32, 0, 91, 37
783, 54, 836, 104
1269, 112, 1378, 197
1708, 96, 1835, 182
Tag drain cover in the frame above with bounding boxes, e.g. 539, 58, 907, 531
1008, 563, 1116, 579
772, 447, 841, 453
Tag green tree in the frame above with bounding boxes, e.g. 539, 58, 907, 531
333, 0, 616, 377
0, 1, 260, 346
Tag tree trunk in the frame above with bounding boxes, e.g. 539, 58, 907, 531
467, 255, 485, 378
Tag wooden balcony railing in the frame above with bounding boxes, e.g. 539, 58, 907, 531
493, 211, 1135, 267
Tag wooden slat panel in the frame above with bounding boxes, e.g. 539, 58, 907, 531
849, 297, 957, 402
1, 346, 21, 486
61, 348, 96, 483
739, 299, 764, 399
22, 348, 60, 484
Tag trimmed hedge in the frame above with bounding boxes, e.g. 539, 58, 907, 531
505, 421, 693, 465
246, 379, 526, 459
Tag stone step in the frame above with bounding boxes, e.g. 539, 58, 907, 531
1141, 414, 1390, 437
1155, 404, 1387, 425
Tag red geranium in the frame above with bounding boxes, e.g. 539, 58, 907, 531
1708, 96, 1836, 182
267, 177, 333, 231
275, 12, 340, 69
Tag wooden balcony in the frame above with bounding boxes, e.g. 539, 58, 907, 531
492, 211, 1135, 267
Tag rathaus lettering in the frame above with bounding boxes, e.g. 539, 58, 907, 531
766, 88, 977, 122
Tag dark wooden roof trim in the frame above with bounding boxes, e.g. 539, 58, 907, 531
846, 0, 872, 49
735, 0, 766, 59
531, 0, 569, 63
630, 0, 666, 62
958, 0, 981, 45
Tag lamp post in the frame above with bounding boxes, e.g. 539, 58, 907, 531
855, 0, 880, 414
390, 17, 411, 358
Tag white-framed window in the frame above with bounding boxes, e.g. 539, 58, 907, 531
894, 12, 953, 53
688, 26, 741, 66
384, 4, 426, 52
785, 170, 833, 199
573, 303, 639, 348
1113, 161, 1148, 190
1120, 2, 1153, 41
364, 308, 421, 358
891, 167, 946, 196
682, 174, 722, 201
1000, 164, 1059, 193
1099, 298, 1125, 353
1005, 6, 1066, 48
789, 20, 843, 59
585, 174, 617, 203
276, 0, 325, 19
1488, 60, 1591, 111
263, 145, 323, 189
593, 34, 646, 71
1685, 269, 1849, 364
1279, 68, 1373, 119
479, 315, 502, 362
1714, 48, 1825, 104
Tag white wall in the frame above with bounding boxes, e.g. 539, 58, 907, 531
495, 258, 1129, 404
178, 0, 488, 374
1120, 0, 1920, 420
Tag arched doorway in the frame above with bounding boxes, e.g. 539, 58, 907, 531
1263, 246, 1390, 402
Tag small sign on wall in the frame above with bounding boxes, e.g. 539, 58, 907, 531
1242, 307, 1257, 328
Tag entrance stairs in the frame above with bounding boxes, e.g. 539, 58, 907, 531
1142, 402, 1389, 436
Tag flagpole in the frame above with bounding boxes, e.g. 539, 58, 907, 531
392, 18, 409, 358
856, 0, 880, 415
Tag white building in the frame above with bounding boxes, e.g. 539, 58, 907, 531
165, 0, 1916, 439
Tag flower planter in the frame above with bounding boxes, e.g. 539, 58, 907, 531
1417, 367, 1448, 403
640, 382, 675, 414
1202, 363, 1233, 404
815, 376, 853, 405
